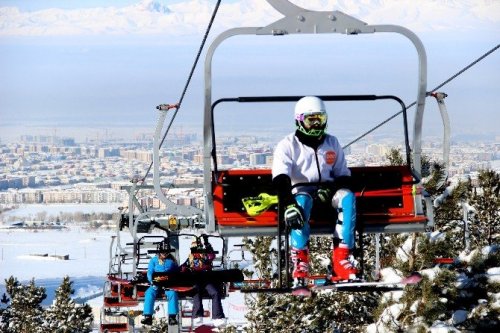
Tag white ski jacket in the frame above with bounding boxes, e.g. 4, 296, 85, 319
272, 133, 350, 193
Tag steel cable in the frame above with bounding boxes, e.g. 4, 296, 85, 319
343, 43, 499, 149
141, 0, 222, 182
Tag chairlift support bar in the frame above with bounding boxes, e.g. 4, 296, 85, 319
210, 94, 413, 174
203, 1, 427, 232
429, 92, 451, 187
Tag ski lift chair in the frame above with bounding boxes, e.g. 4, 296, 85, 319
206, 95, 430, 291
99, 308, 130, 333
201, 1, 434, 291
210, 95, 429, 236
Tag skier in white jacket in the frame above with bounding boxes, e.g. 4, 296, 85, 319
272, 96, 358, 287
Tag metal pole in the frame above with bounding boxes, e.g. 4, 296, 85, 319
462, 202, 470, 252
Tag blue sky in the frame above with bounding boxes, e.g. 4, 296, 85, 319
0, 1, 498, 143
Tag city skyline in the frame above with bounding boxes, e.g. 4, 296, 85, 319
1, 130, 498, 193
0, 1, 499, 144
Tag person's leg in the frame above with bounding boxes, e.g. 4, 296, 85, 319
206, 283, 225, 319
290, 192, 312, 249
191, 284, 204, 318
331, 189, 358, 280
290, 192, 312, 283
141, 286, 158, 325
165, 289, 179, 325
332, 189, 356, 248
143, 286, 158, 316
165, 289, 179, 315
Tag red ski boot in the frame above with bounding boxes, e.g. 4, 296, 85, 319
331, 244, 358, 281
291, 247, 309, 288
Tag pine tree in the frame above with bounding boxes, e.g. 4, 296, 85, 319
385, 147, 404, 166
0, 281, 14, 332
0, 276, 46, 333
43, 276, 93, 333
148, 317, 169, 332
370, 154, 500, 331
242, 236, 378, 332
469, 169, 500, 247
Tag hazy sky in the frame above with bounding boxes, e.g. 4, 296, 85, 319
0, 0, 499, 143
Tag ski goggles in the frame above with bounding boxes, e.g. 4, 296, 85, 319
297, 112, 328, 127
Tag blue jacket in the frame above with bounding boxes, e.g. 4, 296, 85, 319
147, 256, 179, 284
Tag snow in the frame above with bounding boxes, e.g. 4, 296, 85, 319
491, 292, 500, 309
395, 237, 413, 262
482, 245, 499, 256
457, 245, 500, 284
451, 309, 468, 325
409, 300, 419, 313
433, 184, 457, 207
429, 230, 446, 243
379, 267, 404, 283
0, 227, 114, 281
458, 248, 479, 263
0, 226, 115, 311
420, 266, 442, 282
366, 303, 404, 333
487, 267, 500, 283
429, 321, 460, 333
1, 203, 122, 219
455, 272, 472, 289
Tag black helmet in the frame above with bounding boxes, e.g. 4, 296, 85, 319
159, 245, 169, 255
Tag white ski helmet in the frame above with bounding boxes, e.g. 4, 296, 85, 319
294, 96, 328, 137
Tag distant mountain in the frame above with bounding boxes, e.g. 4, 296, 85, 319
0, 0, 498, 36
133, 0, 171, 14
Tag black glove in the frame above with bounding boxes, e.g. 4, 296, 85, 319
284, 204, 304, 229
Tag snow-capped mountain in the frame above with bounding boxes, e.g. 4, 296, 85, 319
133, 0, 171, 14
0, 0, 498, 36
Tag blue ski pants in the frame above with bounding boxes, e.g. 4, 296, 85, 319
290, 189, 356, 250
143, 285, 178, 316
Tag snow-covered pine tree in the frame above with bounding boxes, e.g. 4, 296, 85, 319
0, 281, 13, 332
148, 317, 169, 332
367, 149, 447, 331
369, 153, 500, 332
243, 236, 378, 332
469, 169, 500, 247
370, 149, 439, 271
385, 147, 404, 166
0, 276, 46, 333
43, 276, 93, 333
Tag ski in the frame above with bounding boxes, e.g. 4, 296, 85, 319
152, 268, 244, 288
291, 286, 312, 297
193, 324, 217, 332
311, 272, 422, 292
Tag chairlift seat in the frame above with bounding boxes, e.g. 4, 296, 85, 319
213, 166, 427, 234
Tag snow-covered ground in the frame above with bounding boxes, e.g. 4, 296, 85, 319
1, 203, 123, 220
0, 204, 248, 330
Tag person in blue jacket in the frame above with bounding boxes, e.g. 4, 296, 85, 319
141, 248, 179, 326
